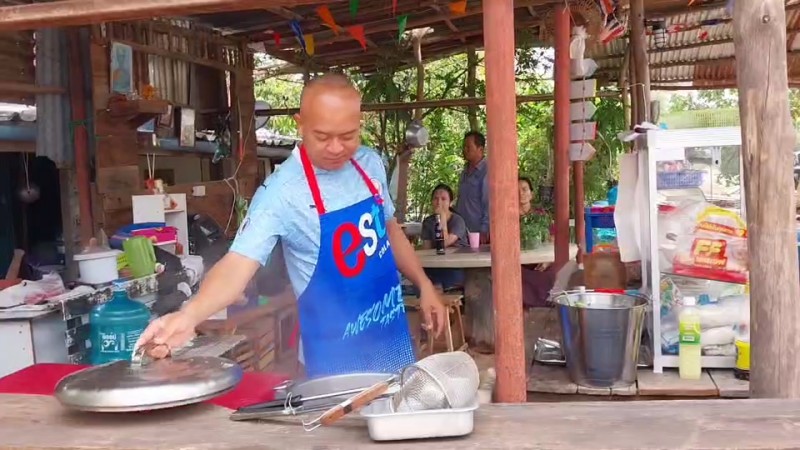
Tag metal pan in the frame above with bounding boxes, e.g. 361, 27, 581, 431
230, 373, 394, 421
55, 353, 242, 412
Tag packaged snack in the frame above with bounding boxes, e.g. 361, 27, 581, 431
672, 203, 748, 284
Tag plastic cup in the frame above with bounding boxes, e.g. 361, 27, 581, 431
469, 232, 480, 249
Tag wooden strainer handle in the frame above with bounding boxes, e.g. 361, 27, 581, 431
319, 381, 390, 426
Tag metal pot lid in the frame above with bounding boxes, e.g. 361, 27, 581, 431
55, 357, 242, 412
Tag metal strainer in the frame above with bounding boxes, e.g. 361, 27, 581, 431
392, 351, 480, 413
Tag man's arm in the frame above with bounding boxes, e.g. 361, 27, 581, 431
185, 186, 284, 324
182, 253, 261, 323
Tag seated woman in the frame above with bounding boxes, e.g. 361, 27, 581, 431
518, 176, 557, 308
420, 184, 469, 291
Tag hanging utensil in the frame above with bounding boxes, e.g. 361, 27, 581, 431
404, 119, 429, 148
17, 154, 40, 204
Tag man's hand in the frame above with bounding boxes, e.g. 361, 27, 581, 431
419, 283, 446, 338
133, 310, 200, 359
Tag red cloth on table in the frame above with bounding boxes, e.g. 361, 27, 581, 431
0, 363, 289, 410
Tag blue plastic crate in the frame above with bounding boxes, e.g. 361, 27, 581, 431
585, 207, 616, 252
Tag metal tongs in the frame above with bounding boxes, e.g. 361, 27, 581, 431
229, 378, 397, 422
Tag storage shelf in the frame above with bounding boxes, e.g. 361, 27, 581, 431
646, 127, 746, 374
660, 271, 748, 286
655, 355, 736, 371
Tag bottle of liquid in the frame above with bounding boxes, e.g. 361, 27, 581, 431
90, 282, 152, 364
434, 214, 446, 255
679, 296, 702, 380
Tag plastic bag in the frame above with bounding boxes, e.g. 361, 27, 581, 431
671, 201, 749, 284
0, 272, 66, 307
697, 295, 748, 329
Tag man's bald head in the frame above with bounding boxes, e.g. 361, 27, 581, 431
299, 73, 361, 109
295, 73, 363, 170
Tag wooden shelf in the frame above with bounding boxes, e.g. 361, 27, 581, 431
108, 98, 170, 126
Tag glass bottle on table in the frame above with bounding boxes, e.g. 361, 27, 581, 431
434, 214, 446, 255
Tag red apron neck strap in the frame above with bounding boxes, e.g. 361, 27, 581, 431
299, 145, 327, 215
299, 144, 383, 216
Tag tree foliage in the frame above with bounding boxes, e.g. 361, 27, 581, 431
253, 49, 625, 222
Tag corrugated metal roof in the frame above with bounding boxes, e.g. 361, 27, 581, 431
589, 2, 800, 89
34, 28, 72, 168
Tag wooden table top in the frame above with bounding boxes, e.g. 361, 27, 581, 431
2, 394, 800, 449
415, 243, 578, 269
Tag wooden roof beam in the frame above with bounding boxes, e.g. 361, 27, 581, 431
430, 3, 463, 42
257, 91, 621, 116
0, 0, 344, 31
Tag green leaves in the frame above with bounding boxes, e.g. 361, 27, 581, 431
251, 51, 626, 217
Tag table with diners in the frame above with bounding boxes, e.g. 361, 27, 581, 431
415, 243, 578, 350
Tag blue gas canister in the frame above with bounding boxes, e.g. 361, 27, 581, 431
90, 282, 151, 364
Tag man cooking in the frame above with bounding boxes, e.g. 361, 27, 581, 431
135, 73, 445, 378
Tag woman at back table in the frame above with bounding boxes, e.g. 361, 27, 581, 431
420, 184, 469, 291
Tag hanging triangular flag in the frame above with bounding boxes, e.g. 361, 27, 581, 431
273, 32, 282, 47
392, 0, 398, 16
289, 20, 306, 52
347, 25, 367, 50
449, 0, 467, 15
305, 34, 315, 56
317, 5, 340, 35
349, 0, 359, 18
397, 15, 408, 42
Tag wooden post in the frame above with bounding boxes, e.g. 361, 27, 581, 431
466, 46, 480, 131
67, 29, 94, 245
733, 0, 800, 398
620, 46, 631, 132
483, 0, 525, 403
553, 5, 571, 268
629, 0, 650, 124
627, 46, 638, 128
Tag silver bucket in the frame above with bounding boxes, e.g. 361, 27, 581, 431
551, 290, 649, 389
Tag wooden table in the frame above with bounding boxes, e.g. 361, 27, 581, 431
3, 394, 800, 449
416, 244, 578, 348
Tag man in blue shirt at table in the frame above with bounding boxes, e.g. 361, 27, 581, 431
135, 73, 445, 378
455, 131, 490, 243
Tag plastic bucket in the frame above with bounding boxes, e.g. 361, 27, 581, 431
551, 290, 649, 388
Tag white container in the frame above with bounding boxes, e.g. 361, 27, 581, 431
360, 397, 479, 442
73, 248, 122, 284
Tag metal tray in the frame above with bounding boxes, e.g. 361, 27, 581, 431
55, 356, 242, 412
360, 397, 479, 441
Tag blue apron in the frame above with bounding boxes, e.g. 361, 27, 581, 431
297, 145, 415, 378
